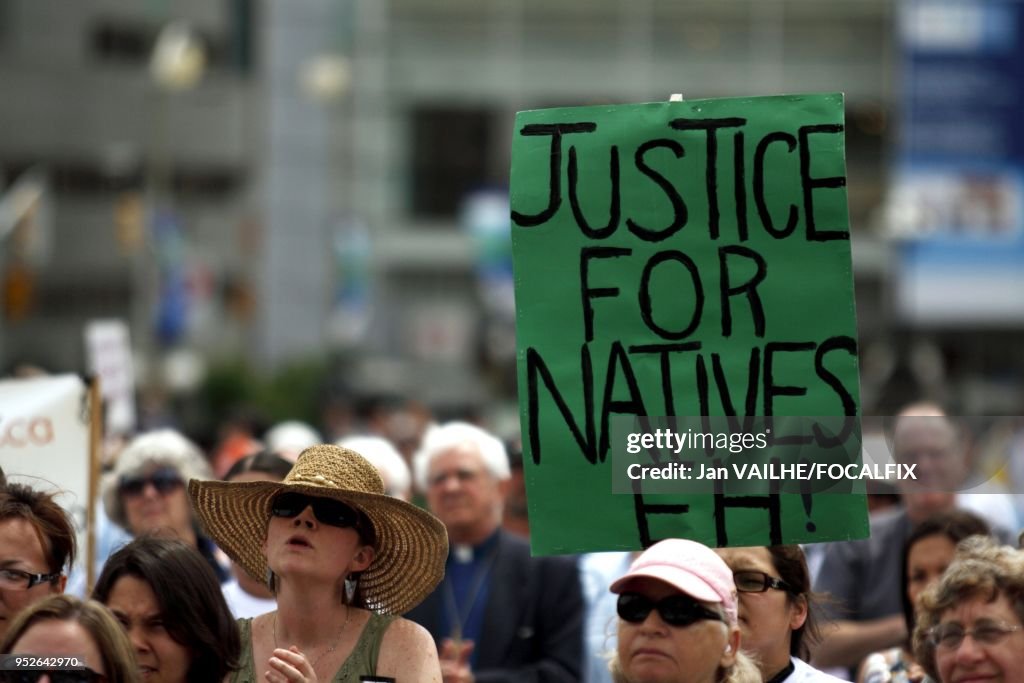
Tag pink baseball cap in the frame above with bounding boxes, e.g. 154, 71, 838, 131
609, 539, 738, 624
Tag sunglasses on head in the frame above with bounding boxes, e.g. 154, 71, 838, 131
617, 592, 725, 628
0, 668, 105, 683
270, 492, 362, 529
118, 468, 183, 498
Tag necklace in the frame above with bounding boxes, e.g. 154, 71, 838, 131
441, 543, 500, 648
274, 607, 350, 672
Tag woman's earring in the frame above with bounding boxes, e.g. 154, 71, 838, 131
344, 574, 358, 603
266, 568, 276, 591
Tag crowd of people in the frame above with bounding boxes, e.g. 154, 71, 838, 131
1, 400, 1023, 683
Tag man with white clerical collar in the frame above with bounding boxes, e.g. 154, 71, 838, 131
406, 421, 583, 683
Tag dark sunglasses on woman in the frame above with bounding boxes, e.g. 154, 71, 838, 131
617, 592, 724, 627
270, 492, 362, 529
118, 467, 183, 498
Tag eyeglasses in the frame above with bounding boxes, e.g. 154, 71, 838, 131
428, 468, 482, 488
617, 592, 724, 628
928, 619, 1022, 651
734, 570, 792, 594
0, 668, 105, 683
270, 492, 362, 529
0, 567, 62, 590
118, 468, 183, 498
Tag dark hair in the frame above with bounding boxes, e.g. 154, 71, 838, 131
504, 438, 523, 471
766, 545, 825, 660
0, 483, 77, 577
92, 535, 240, 683
224, 450, 292, 481
0, 594, 140, 683
899, 509, 990, 637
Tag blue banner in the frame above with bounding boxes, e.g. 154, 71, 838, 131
893, 0, 1024, 323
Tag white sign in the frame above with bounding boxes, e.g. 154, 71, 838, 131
0, 374, 94, 571
84, 319, 136, 435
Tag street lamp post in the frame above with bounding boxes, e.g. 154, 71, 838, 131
133, 22, 206, 387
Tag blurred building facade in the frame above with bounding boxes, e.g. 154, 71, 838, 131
1, 0, 1021, 417
0, 0, 256, 379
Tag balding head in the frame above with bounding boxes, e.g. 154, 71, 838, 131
892, 402, 963, 522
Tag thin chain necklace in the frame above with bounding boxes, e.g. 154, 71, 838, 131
274, 607, 350, 672
442, 544, 500, 647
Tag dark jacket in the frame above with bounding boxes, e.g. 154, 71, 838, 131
406, 529, 584, 683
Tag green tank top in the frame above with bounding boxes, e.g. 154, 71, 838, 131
230, 613, 396, 683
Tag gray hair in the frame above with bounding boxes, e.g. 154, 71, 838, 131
101, 429, 212, 531
264, 421, 322, 461
412, 421, 510, 492
336, 435, 411, 499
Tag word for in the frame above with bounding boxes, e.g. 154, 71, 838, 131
580, 244, 770, 343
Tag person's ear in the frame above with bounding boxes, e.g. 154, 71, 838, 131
789, 594, 809, 631
349, 544, 376, 573
497, 476, 512, 500
54, 574, 67, 594
721, 627, 741, 668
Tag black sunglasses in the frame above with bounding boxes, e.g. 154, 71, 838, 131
617, 592, 725, 628
0, 668, 105, 683
118, 468, 183, 498
270, 492, 362, 529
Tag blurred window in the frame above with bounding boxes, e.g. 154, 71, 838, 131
89, 19, 238, 73
0, 162, 242, 201
410, 106, 505, 219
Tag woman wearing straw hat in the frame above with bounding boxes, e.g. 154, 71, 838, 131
189, 444, 448, 683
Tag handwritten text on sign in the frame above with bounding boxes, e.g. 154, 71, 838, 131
510, 94, 868, 555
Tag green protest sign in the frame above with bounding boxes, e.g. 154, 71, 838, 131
510, 93, 869, 555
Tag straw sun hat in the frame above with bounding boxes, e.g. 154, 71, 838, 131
188, 443, 448, 615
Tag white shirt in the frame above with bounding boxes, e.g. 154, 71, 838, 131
221, 578, 277, 619
579, 552, 634, 683
783, 657, 852, 683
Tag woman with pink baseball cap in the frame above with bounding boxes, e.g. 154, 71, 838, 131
608, 538, 761, 683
